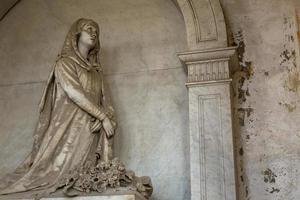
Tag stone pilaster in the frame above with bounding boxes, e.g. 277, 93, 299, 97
178, 47, 237, 200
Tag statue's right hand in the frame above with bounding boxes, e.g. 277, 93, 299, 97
103, 117, 114, 138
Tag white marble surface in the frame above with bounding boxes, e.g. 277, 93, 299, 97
3, 194, 144, 200
0, 190, 146, 200
40, 196, 134, 200
15, 196, 136, 200
188, 83, 236, 200
179, 48, 237, 200
40, 194, 143, 200
0, 1, 189, 200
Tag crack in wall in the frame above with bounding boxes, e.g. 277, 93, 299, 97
0, 0, 22, 22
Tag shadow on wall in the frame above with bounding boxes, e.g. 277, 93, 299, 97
0, 0, 20, 21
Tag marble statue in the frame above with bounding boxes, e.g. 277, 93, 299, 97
0, 18, 152, 199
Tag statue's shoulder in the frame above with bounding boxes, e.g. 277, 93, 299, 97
55, 57, 81, 73
56, 56, 92, 72
56, 56, 77, 66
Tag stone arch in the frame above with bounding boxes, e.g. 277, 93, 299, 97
174, 0, 227, 50
1, 0, 228, 51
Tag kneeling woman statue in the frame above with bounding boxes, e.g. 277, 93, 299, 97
0, 18, 152, 199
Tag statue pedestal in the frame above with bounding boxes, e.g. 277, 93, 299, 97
1, 191, 147, 200
40, 193, 146, 200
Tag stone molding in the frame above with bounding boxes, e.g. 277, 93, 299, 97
177, 47, 236, 85
176, 0, 227, 50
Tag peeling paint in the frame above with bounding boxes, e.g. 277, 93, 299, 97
281, 16, 300, 93
224, 3, 300, 200
296, 9, 300, 44
269, 187, 280, 194
285, 67, 300, 92
240, 175, 244, 182
239, 147, 244, 156
264, 71, 269, 76
237, 107, 254, 126
231, 30, 255, 200
232, 30, 254, 106
279, 101, 297, 112
233, 31, 254, 79
263, 168, 277, 184
280, 48, 296, 65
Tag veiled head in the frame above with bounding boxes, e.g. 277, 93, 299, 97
79, 23, 98, 49
61, 18, 101, 66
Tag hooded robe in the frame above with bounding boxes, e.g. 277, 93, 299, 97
0, 18, 115, 196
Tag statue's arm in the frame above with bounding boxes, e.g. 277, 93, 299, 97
55, 58, 107, 121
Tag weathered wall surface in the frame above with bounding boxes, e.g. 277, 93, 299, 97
219, 0, 300, 200
0, 1, 189, 200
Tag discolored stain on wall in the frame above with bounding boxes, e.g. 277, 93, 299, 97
230, 29, 254, 200
268, 187, 280, 194
264, 71, 269, 76
285, 68, 300, 92
279, 101, 297, 112
263, 168, 277, 183
237, 107, 254, 126
297, 9, 300, 44
220, 1, 300, 199
281, 17, 300, 93
232, 30, 254, 107
263, 168, 281, 195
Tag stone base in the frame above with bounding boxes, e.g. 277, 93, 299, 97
39, 194, 145, 200
0, 190, 147, 200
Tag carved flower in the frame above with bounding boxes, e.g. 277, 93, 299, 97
61, 158, 152, 199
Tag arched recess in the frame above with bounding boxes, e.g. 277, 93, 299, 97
0, 1, 234, 199
1, 0, 227, 51
175, 0, 227, 50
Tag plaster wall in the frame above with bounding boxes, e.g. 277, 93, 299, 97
0, 0, 18, 19
219, 0, 300, 199
0, 1, 189, 200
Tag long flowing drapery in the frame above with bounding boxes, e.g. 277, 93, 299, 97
0, 18, 114, 196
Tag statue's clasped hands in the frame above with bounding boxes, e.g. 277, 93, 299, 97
90, 106, 116, 137
102, 117, 114, 137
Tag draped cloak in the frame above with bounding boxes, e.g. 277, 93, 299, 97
0, 19, 114, 196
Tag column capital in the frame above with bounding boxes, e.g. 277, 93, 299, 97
177, 47, 236, 86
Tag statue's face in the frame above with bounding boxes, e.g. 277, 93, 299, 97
78, 23, 98, 49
